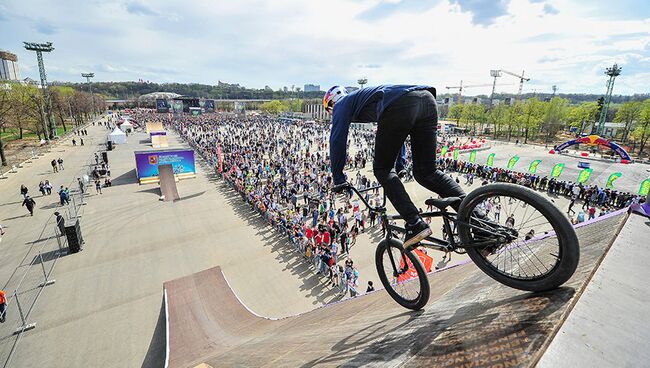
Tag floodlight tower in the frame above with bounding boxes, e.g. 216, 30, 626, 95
596, 63, 622, 136
358, 78, 367, 89
24, 41, 55, 139
82, 73, 95, 116
489, 70, 502, 107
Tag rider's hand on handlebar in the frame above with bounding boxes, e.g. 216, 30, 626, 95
331, 182, 352, 194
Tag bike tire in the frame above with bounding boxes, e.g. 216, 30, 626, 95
375, 238, 430, 310
457, 183, 579, 292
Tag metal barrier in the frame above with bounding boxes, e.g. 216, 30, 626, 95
0, 154, 92, 368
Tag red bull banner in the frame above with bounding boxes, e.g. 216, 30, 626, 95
555, 135, 631, 161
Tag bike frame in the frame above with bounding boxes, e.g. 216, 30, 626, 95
346, 184, 508, 255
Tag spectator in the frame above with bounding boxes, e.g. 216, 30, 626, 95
22, 195, 36, 216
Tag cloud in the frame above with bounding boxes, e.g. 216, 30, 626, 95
358, 64, 382, 69
35, 21, 57, 35
125, 1, 158, 16
542, 3, 559, 15
357, 0, 440, 21
450, 0, 510, 26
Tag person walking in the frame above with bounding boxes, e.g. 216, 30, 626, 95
95, 180, 102, 194
55, 211, 66, 236
78, 178, 86, 194
58, 186, 70, 205
80, 138, 84, 146
20, 184, 29, 199
51, 159, 58, 173
22, 195, 36, 216
57, 158, 64, 171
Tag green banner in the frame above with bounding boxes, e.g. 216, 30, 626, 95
453, 149, 459, 160
469, 150, 476, 163
486, 153, 495, 167
577, 168, 593, 183
528, 160, 541, 174
640, 178, 650, 196
605, 172, 622, 189
507, 156, 519, 170
440, 146, 448, 157
551, 163, 565, 178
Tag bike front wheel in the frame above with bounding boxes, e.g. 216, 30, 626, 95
375, 238, 430, 310
457, 183, 579, 292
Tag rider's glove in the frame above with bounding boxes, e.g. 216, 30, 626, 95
332, 182, 351, 194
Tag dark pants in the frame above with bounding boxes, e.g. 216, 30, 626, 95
373, 90, 465, 224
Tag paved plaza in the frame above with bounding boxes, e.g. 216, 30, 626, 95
0, 122, 646, 367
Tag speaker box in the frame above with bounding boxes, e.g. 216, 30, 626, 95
102, 151, 109, 164
107, 140, 113, 151
65, 219, 84, 253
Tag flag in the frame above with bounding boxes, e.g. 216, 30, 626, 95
440, 146, 448, 157
453, 149, 459, 160
486, 153, 495, 167
528, 160, 541, 174
639, 178, 650, 196
605, 172, 622, 189
507, 156, 519, 169
469, 150, 476, 163
577, 168, 593, 184
551, 163, 565, 178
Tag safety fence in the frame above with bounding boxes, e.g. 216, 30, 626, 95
0, 144, 99, 367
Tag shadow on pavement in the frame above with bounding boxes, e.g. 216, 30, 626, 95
141, 298, 167, 368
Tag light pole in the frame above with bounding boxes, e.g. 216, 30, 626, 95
81, 73, 95, 118
358, 78, 368, 89
24, 41, 56, 139
596, 63, 622, 136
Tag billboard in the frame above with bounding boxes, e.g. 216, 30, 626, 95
156, 99, 170, 113
134, 149, 196, 184
204, 99, 215, 112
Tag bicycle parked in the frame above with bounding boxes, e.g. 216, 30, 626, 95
340, 182, 580, 310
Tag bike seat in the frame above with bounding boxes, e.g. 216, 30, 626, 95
425, 197, 462, 210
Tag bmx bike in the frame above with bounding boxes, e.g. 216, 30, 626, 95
344, 182, 580, 310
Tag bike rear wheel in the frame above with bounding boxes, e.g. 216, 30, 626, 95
457, 183, 579, 292
375, 238, 430, 310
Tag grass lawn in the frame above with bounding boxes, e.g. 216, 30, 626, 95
1, 126, 71, 142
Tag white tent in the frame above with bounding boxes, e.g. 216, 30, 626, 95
120, 120, 134, 133
108, 127, 127, 144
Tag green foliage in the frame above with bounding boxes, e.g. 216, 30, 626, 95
260, 100, 289, 115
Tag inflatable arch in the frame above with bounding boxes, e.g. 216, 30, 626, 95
554, 135, 632, 161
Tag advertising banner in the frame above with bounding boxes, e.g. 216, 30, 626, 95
528, 160, 541, 174
134, 149, 196, 183
551, 163, 565, 178
639, 178, 650, 196
605, 172, 622, 189
453, 149, 459, 160
469, 150, 476, 163
397, 249, 433, 283
507, 156, 519, 169
577, 168, 593, 183
440, 146, 448, 157
486, 153, 495, 167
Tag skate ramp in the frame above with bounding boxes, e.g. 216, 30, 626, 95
164, 212, 627, 368
158, 164, 180, 201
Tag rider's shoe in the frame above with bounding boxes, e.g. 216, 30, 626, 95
404, 220, 432, 249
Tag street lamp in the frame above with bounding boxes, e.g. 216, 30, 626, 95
81, 73, 95, 117
24, 41, 56, 139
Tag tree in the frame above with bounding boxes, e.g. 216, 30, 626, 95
541, 97, 569, 143
631, 99, 650, 157
0, 83, 13, 166
260, 100, 288, 115
519, 98, 544, 143
504, 102, 523, 141
566, 101, 598, 135
614, 101, 642, 143
51, 86, 76, 132
487, 104, 508, 138
447, 104, 464, 124
460, 104, 486, 135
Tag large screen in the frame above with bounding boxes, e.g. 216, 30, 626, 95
134, 149, 195, 182
156, 99, 170, 113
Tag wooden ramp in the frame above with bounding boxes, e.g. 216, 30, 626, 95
163, 213, 626, 368
158, 164, 179, 201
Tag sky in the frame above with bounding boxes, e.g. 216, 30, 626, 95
1, 0, 649, 95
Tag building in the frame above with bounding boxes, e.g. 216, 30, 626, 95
303, 103, 329, 121
0, 51, 20, 81
304, 84, 320, 92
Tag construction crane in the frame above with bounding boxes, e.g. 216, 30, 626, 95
501, 70, 530, 100
445, 80, 512, 104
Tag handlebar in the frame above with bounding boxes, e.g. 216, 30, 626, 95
341, 183, 386, 213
